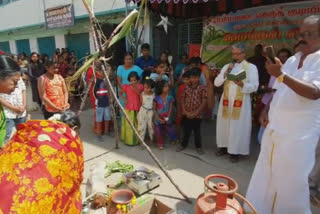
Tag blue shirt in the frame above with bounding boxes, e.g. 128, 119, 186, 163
117, 65, 143, 86
134, 56, 156, 70
94, 78, 109, 107
150, 73, 170, 83
174, 63, 187, 80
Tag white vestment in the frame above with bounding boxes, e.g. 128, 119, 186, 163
245, 51, 320, 214
214, 60, 258, 155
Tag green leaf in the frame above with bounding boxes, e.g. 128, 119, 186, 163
68, 52, 99, 81
108, 10, 138, 48
104, 161, 134, 178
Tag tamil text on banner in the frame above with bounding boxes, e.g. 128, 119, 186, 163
45, 4, 75, 29
201, 1, 320, 68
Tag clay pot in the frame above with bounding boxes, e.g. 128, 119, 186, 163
107, 189, 135, 214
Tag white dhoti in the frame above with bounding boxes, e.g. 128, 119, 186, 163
310, 139, 320, 190
245, 127, 318, 214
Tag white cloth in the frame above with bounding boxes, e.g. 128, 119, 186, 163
245, 50, 320, 214
137, 92, 155, 140
0, 78, 26, 119
25, 81, 38, 112
214, 60, 258, 155
310, 139, 320, 190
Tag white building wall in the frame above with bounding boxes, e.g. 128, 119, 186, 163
54, 34, 66, 49
29, 38, 39, 53
9, 40, 17, 54
0, 0, 128, 32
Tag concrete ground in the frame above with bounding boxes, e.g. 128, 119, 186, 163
30, 104, 320, 213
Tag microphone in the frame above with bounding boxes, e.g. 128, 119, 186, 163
228, 60, 236, 71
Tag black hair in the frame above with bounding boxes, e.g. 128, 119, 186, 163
181, 53, 188, 59
44, 61, 58, 70
0, 55, 21, 80
124, 52, 133, 59
254, 44, 263, 55
31, 52, 39, 57
154, 80, 168, 95
277, 48, 292, 58
155, 61, 167, 68
141, 43, 150, 50
30, 52, 40, 64
159, 52, 169, 65
182, 70, 191, 78
189, 67, 201, 77
59, 110, 81, 129
142, 78, 155, 89
127, 71, 140, 82
189, 57, 201, 65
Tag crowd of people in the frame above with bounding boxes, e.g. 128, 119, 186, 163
0, 14, 319, 214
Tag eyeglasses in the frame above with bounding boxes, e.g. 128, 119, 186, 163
295, 31, 318, 40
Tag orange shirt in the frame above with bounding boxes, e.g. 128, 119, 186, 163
43, 74, 67, 112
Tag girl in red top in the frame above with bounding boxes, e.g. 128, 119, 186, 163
119, 72, 143, 146
176, 70, 191, 140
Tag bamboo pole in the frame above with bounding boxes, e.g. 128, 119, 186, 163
81, 0, 191, 203
83, 1, 120, 149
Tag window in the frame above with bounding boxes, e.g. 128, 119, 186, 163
177, 21, 203, 57
0, 0, 17, 6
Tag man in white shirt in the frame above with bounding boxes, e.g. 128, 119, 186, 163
245, 15, 320, 214
214, 43, 259, 162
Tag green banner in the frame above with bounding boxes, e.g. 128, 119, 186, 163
201, 1, 320, 68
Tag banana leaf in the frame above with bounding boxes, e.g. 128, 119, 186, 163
108, 10, 138, 48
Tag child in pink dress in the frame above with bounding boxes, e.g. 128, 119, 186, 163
119, 72, 143, 145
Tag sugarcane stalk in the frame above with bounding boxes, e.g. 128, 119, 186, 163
82, 0, 191, 203
88, 13, 120, 149
78, 73, 95, 116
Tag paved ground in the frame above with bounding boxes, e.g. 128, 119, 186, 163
30, 105, 319, 213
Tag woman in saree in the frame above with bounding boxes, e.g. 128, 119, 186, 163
0, 55, 22, 149
0, 110, 84, 214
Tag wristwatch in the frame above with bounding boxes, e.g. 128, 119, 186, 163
277, 73, 286, 83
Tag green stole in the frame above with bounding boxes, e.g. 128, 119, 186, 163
0, 105, 6, 147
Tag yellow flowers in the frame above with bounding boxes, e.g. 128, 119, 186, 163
131, 196, 136, 205
59, 138, 68, 145
43, 127, 55, 133
67, 152, 77, 163
114, 196, 137, 213
70, 141, 77, 148
40, 121, 49, 127
34, 178, 53, 194
39, 145, 57, 157
116, 204, 127, 213
22, 177, 31, 185
46, 160, 60, 178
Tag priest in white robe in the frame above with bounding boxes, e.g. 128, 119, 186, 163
214, 43, 259, 162
245, 15, 320, 214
